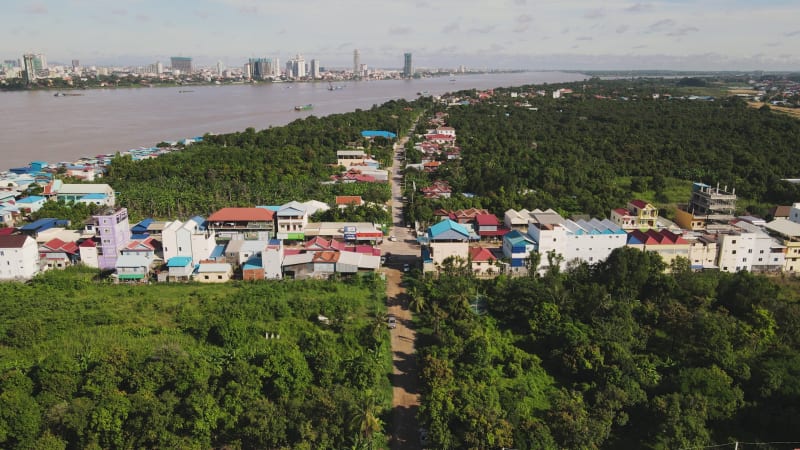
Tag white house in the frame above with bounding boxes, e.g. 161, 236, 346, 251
526, 209, 627, 272
276, 201, 309, 240
0, 234, 40, 280
161, 217, 216, 265
195, 262, 233, 283
16, 196, 47, 214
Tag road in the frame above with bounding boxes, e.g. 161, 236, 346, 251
384, 128, 423, 450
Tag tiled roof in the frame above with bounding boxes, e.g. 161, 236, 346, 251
469, 246, 497, 262
208, 207, 274, 222
630, 199, 650, 209
335, 196, 363, 206
0, 234, 29, 248
475, 214, 500, 226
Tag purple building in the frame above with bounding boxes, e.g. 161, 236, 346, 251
92, 207, 131, 270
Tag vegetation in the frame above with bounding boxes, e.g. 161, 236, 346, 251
412, 250, 800, 449
0, 267, 393, 449
404, 80, 800, 225
105, 99, 419, 220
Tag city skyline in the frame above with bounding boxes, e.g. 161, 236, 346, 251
3, 0, 800, 71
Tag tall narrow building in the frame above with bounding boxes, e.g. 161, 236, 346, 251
310, 59, 320, 79
403, 52, 413, 78
353, 49, 360, 77
22, 53, 37, 84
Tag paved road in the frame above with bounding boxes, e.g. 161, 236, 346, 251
384, 129, 422, 449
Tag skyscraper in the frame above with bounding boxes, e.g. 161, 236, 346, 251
353, 49, 360, 77
71, 59, 80, 71
310, 59, 320, 79
250, 58, 272, 80
22, 54, 37, 84
403, 53, 413, 78
170, 56, 192, 74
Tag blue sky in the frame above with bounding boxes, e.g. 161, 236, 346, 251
3, 0, 799, 70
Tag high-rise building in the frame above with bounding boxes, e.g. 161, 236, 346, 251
273, 58, 280, 76
71, 59, 80, 71
403, 52, 413, 78
249, 58, 272, 80
156, 61, 163, 75
310, 59, 320, 79
243, 62, 252, 79
216, 60, 224, 76
33, 54, 46, 72
170, 56, 192, 74
22, 54, 37, 84
353, 49, 360, 76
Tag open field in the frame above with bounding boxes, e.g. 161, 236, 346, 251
747, 101, 800, 119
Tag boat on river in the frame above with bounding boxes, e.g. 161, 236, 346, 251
294, 104, 313, 111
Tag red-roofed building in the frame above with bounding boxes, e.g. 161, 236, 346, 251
422, 180, 452, 199
626, 229, 690, 268
469, 246, 500, 276
39, 238, 80, 269
336, 196, 364, 208
424, 134, 456, 145
207, 207, 276, 240
474, 213, 510, 239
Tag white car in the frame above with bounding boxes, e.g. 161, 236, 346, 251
388, 236, 397, 242
387, 315, 397, 329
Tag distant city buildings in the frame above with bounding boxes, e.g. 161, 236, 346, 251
170, 56, 192, 74
353, 49, 360, 77
310, 59, 320, 79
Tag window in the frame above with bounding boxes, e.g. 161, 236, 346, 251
732, 240, 737, 244
732, 250, 737, 254
204, 275, 210, 280
758, 258, 763, 262
218, 275, 223, 280
760, 249, 765, 254
748, 249, 752, 254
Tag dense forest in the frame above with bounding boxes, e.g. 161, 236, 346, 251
105, 99, 421, 220
411, 250, 800, 449
0, 268, 393, 449
403, 80, 800, 225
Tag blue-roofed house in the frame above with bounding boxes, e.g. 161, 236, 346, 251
16, 196, 46, 214
423, 219, 470, 272
19, 218, 71, 238
131, 218, 154, 235
502, 230, 536, 269
165, 256, 194, 281
78, 193, 109, 206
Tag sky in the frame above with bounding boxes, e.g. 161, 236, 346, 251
3, 0, 799, 71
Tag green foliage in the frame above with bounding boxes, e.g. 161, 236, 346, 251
416, 248, 800, 449
0, 271, 391, 448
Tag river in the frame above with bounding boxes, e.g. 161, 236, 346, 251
0, 71, 586, 170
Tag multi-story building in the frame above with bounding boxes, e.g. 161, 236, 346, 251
765, 216, 800, 274
610, 199, 659, 230
170, 56, 192, 74
88, 207, 131, 270
207, 207, 275, 240
337, 150, 367, 167
353, 49, 360, 76
526, 209, 628, 272
422, 219, 470, 272
403, 53, 413, 78
0, 235, 39, 280
249, 58, 273, 80
310, 59, 320, 79
276, 201, 309, 240
675, 182, 737, 231
161, 217, 216, 265
684, 232, 719, 270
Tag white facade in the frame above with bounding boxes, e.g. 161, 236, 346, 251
263, 242, 284, 280
791, 202, 800, 223
0, 235, 40, 280
685, 234, 718, 269
527, 211, 627, 272
162, 218, 216, 265
716, 232, 757, 273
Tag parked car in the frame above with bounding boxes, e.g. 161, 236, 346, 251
389, 236, 397, 242
403, 263, 410, 272
387, 315, 397, 329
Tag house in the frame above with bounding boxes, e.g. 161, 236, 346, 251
304, 222, 384, 244
281, 249, 379, 279
626, 229, 690, 268
422, 219, 470, 272
263, 239, 284, 280
207, 207, 275, 241
731, 219, 786, 273
610, 200, 659, 230
78, 239, 99, 268
764, 218, 800, 274
474, 213, 509, 240
224, 239, 268, 267
526, 209, 628, 272
164, 256, 194, 282
87, 208, 132, 270
791, 202, 800, 224
502, 230, 536, 270
504, 208, 534, 231
122, 237, 157, 259
195, 262, 233, 283
337, 150, 367, 168
421, 180, 452, 199
47, 182, 116, 207
39, 238, 80, 270
16, 196, 46, 214
469, 246, 500, 276
161, 217, 215, 265
114, 254, 152, 282
276, 201, 309, 240
65, 165, 97, 181
19, 218, 71, 238
336, 196, 364, 209
0, 234, 40, 280
674, 182, 737, 231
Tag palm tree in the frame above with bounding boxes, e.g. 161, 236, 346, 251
348, 389, 384, 449
407, 286, 426, 313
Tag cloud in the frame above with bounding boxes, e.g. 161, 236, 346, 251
625, 3, 653, 13
616, 25, 629, 34
513, 14, 532, 33
24, 3, 48, 14
785, 30, 800, 37
584, 9, 605, 19
667, 26, 698, 37
389, 26, 412, 35
647, 19, 675, 32
469, 25, 496, 34
442, 22, 459, 33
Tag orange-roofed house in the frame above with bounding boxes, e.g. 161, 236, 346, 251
336, 196, 364, 209
207, 207, 275, 240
